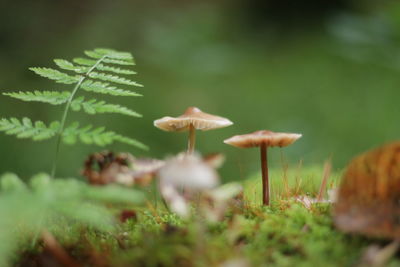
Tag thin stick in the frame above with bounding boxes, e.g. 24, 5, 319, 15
317, 159, 332, 201
260, 144, 269, 205
295, 159, 303, 195
187, 124, 196, 154
280, 149, 289, 198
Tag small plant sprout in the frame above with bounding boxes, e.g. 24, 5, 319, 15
154, 107, 233, 154
224, 130, 302, 206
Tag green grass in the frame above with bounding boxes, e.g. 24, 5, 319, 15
15, 166, 400, 267
243, 165, 342, 206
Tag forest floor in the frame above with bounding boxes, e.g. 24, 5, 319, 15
16, 166, 400, 267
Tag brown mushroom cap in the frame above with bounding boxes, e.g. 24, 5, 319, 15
224, 130, 302, 148
154, 107, 233, 132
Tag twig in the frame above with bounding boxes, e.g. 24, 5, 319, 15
317, 159, 332, 201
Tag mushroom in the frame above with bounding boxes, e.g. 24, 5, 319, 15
159, 153, 219, 191
158, 153, 220, 217
224, 130, 302, 205
154, 107, 233, 154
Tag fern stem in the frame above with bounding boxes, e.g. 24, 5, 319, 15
51, 56, 107, 178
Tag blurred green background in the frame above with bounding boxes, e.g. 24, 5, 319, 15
0, 0, 399, 181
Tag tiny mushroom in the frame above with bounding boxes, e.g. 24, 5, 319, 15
159, 153, 219, 191
154, 107, 233, 154
158, 153, 220, 217
224, 130, 302, 206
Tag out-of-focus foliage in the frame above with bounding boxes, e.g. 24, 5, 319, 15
0, 0, 399, 181
0, 172, 145, 266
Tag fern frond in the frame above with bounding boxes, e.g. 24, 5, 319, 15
30, 67, 82, 84
62, 122, 147, 149
54, 59, 88, 73
71, 97, 142, 117
89, 72, 142, 87
0, 118, 59, 141
3, 91, 70, 105
1, 47, 147, 179
81, 80, 142, 97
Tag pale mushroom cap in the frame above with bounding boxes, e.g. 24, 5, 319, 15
224, 130, 302, 148
154, 107, 233, 132
158, 153, 219, 190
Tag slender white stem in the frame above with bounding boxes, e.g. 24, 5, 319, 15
187, 124, 196, 154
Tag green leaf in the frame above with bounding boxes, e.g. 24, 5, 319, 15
84, 50, 103, 60
114, 135, 149, 150
54, 59, 88, 73
0, 118, 59, 141
81, 80, 142, 97
0, 173, 27, 193
3, 91, 71, 105
89, 72, 143, 87
30, 173, 51, 191
30, 67, 82, 84
71, 97, 141, 117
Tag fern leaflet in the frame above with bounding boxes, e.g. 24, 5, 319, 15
62, 122, 146, 148
81, 80, 141, 97
88, 72, 142, 86
29, 67, 82, 84
0, 118, 60, 140
3, 91, 71, 105
54, 59, 88, 73
71, 97, 142, 117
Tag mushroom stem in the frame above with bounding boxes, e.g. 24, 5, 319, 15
187, 123, 196, 154
260, 143, 269, 205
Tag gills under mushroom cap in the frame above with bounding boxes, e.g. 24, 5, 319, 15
224, 130, 302, 148
154, 107, 233, 132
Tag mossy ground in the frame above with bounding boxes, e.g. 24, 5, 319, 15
17, 166, 400, 266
